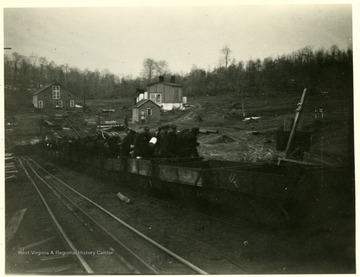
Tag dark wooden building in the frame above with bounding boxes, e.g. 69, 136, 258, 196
141, 76, 185, 110
32, 82, 76, 109
132, 99, 161, 123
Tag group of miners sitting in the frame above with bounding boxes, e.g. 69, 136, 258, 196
41, 124, 201, 160
125, 125, 200, 159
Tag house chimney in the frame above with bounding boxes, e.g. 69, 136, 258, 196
170, 75, 175, 83
159, 76, 164, 82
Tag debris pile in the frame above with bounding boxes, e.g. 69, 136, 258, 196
5, 153, 18, 181
178, 111, 203, 122
242, 146, 277, 163
198, 130, 279, 162
200, 134, 235, 144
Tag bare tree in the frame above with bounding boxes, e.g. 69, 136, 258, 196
221, 45, 232, 69
142, 58, 170, 81
38, 57, 48, 87
141, 58, 158, 81
29, 53, 39, 68
156, 60, 170, 76
61, 64, 70, 84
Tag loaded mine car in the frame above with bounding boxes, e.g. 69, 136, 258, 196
34, 144, 354, 229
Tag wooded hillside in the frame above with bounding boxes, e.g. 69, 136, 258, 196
4, 45, 353, 111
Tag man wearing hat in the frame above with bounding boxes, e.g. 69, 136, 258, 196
177, 127, 200, 158
164, 124, 178, 157
134, 126, 152, 158
121, 129, 137, 157
154, 125, 169, 157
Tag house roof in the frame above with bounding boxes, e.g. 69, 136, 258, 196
33, 82, 58, 96
147, 81, 182, 87
132, 99, 162, 109
33, 81, 75, 96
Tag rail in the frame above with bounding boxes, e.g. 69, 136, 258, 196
18, 158, 94, 274
23, 156, 209, 275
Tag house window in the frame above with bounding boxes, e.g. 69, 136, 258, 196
70, 100, 75, 107
58, 100, 63, 108
150, 93, 161, 103
53, 100, 57, 108
52, 85, 60, 99
147, 108, 152, 116
140, 109, 145, 122
38, 100, 43, 108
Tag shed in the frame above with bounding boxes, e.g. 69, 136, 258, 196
132, 99, 161, 123
33, 81, 77, 109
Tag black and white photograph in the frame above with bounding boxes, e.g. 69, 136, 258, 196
3, 0, 357, 274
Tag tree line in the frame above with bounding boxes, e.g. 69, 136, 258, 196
4, 54, 175, 108
4, 52, 125, 98
184, 45, 353, 98
4, 44, 353, 111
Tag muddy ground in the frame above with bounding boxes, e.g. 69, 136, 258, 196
5, 92, 353, 165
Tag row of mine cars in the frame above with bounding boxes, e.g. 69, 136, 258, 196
40, 148, 354, 228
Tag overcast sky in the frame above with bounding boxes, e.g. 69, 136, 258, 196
3, 3, 353, 78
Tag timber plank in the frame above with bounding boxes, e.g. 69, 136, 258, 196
19, 236, 57, 251
6, 208, 27, 248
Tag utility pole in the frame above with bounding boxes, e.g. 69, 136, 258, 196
284, 88, 307, 158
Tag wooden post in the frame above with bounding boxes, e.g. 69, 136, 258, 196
83, 96, 86, 117
124, 115, 128, 133
241, 99, 246, 118
285, 88, 307, 158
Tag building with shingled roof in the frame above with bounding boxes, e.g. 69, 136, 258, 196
32, 81, 77, 109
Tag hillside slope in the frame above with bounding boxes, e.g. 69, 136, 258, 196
165, 92, 353, 165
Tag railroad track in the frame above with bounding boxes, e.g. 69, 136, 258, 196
17, 157, 93, 273
63, 118, 84, 137
69, 117, 86, 134
18, 156, 208, 274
